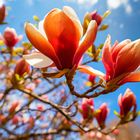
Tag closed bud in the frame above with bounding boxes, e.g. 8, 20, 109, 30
0, 4, 6, 24
12, 115, 19, 125
118, 88, 136, 118
112, 129, 120, 136
81, 98, 94, 121
3, 27, 22, 48
0, 114, 6, 124
37, 104, 44, 111
83, 11, 102, 33
90, 11, 102, 26
96, 103, 109, 129
9, 101, 20, 114
14, 59, 30, 77
88, 75, 96, 84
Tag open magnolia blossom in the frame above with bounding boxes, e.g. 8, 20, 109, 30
23, 6, 98, 76
102, 35, 140, 85
84, 35, 140, 90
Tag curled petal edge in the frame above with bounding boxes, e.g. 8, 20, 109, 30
78, 65, 105, 80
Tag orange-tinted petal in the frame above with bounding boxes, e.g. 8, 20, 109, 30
119, 70, 140, 85
43, 8, 80, 69
73, 20, 97, 66
111, 39, 131, 63
63, 6, 83, 38
25, 23, 62, 69
114, 39, 140, 77
23, 52, 53, 68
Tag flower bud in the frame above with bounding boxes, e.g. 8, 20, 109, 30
88, 75, 96, 84
12, 115, 19, 125
83, 11, 102, 34
0, 4, 6, 24
14, 59, 30, 77
95, 103, 109, 128
3, 27, 22, 48
37, 104, 44, 111
0, 114, 6, 124
9, 101, 20, 114
81, 98, 94, 121
118, 88, 136, 117
112, 129, 120, 136
27, 116, 35, 129
90, 11, 102, 26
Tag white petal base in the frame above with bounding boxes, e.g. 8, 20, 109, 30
23, 52, 53, 68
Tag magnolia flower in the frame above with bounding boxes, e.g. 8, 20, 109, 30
95, 103, 109, 128
24, 6, 97, 71
102, 35, 140, 86
83, 35, 140, 91
0, 3, 6, 24
14, 59, 30, 77
3, 27, 22, 48
12, 116, 19, 125
118, 88, 136, 117
81, 98, 94, 121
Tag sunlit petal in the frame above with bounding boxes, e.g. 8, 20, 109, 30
63, 6, 83, 38
102, 35, 114, 80
73, 20, 97, 66
23, 52, 53, 68
38, 20, 47, 39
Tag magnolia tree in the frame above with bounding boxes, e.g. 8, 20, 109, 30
0, 2, 140, 140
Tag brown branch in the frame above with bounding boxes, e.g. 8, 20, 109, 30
16, 87, 86, 132
3, 128, 79, 140
66, 75, 107, 98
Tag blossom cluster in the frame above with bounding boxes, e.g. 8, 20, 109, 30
0, 3, 140, 140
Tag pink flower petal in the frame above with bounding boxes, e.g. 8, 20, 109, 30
102, 35, 114, 80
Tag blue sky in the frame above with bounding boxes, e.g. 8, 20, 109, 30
1, 0, 140, 120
